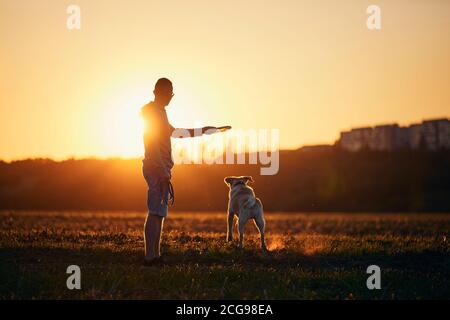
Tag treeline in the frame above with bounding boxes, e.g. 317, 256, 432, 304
0, 149, 449, 212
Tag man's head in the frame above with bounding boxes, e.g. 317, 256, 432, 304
153, 78, 174, 107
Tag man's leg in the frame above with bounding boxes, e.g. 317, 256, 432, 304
153, 216, 164, 257
144, 214, 154, 260
143, 171, 169, 262
144, 214, 164, 261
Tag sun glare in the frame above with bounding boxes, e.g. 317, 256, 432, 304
96, 87, 146, 158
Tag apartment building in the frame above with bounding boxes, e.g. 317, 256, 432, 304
338, 118, 450, 151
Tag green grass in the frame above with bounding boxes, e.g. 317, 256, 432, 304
1, 211, 449, 299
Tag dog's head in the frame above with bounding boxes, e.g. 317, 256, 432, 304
224, 176, 254, 188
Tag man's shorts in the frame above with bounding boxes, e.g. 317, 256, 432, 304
143, 169, 169, 218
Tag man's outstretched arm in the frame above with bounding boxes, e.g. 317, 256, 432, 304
170, 126, 231, 138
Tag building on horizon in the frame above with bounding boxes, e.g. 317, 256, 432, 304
337, 118, 450, 152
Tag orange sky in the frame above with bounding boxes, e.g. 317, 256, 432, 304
1, 0, 449, 160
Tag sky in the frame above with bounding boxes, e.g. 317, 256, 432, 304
1, 0, 449, 160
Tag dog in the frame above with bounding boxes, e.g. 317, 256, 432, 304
224, 176, 267, 250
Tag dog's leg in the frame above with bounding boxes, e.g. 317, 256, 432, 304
254, 216, 267, 251
227, 211, 234, 242
238, 216, 246, 249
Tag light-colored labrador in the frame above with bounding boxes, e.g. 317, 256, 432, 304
224, 176, 267, 250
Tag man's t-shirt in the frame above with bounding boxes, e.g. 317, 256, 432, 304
141, 102, 174, 178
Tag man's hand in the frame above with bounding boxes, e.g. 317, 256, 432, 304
159, 177, 170, 204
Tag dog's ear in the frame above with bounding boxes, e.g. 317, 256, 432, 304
224, 177, 234, 186
243, 176, 254, 183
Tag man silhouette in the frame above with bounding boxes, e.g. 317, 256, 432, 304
141, 78, 230, 265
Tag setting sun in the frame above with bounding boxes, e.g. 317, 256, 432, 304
95, 88, 145, 158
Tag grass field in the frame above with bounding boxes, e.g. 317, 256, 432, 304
1, 211, 449, 299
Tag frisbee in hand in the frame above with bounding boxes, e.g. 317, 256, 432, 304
216, 126, 232, 132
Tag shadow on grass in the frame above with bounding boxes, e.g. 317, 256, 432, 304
1, 245, 449, 299
1, 244, 448, 272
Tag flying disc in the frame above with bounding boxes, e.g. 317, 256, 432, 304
216, 126, 232, 132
